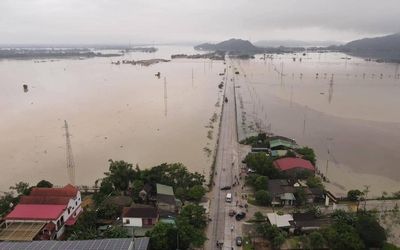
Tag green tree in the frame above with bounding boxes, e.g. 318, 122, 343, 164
347, 189, 363, 201
246, 152, 282, 178
255, 190, 270, 206
66, 209, 97, 239
306, 176, 324, 189
332, 209, 357, 225
105, 226, 128, 238
295, 147, 316, 166
130, 179, 144, 196
254, 211, 265, 222
176, 216, 207, 248
0, 193, 15, 218
187, 185, 206, 201
258, 132, 267, 142
295, 188, 308, 206
175, 187, 187, 202
356, 214, 387, 249
382, 242, 399, 250
245, 174, 261, 187
69, 228, 102, 240
285, 150, 296, 158
149, 222, 177, 250
321, 221, 365, 250
254, 176, 269, 191
306, 205, 324, 219
298, 235, 309, 249
96, 203, 118, 219
273, 234, 286, 249
10, 182, 31, 196
104, 159, 136, 191
179, 204, 206, 230
309, 231, 326, 249
36, 180, 53, 188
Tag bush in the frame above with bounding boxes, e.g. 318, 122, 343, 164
255, 190, 270, 206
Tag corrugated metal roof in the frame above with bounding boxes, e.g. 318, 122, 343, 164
156, 183, 174, 196
269, 139, 295, 149
267, 213, 293, 228
5, 204, 66, 220
274, 157, 315, 171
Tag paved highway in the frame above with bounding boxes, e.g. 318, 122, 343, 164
206, 58, 243, 250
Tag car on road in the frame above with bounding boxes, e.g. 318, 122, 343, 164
229, 209, 236, 216
236, 236, 243, 246
235, 212, 246, 221
221, 185, 231, 190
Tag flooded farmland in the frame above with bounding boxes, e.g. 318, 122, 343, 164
233, 52, 400, 197
1, 47, 400, 198
0, 46, 225, 191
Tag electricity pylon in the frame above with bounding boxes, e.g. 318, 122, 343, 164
64, 120, 75, 186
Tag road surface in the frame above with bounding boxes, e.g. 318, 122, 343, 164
206, 58, 244, 250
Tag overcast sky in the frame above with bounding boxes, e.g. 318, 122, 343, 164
1, 0, 399, 45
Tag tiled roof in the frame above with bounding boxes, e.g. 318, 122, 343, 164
5, 204, 66, 220
30, 184, 78, 198
19, 196, 71, 205
274, 158, 315, 171
122, 205, 158, 218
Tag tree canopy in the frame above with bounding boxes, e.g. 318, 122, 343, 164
36, 180, 53, 188
255, 190, 270, 206
246, 152, 282, 178
356, 213, 387, 249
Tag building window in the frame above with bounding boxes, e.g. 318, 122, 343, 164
68, 209, 70, 215
75, 201, 77, 206
126, 219, 130, 224
148, 219, 152, 225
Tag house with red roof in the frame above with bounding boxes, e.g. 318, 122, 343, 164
274, 158, 315, 178
1, 184, 83, 241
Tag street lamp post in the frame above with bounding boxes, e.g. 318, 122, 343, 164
326, 138, 333, 180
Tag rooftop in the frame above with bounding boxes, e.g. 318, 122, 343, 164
29, 184, 78, 198
267, 213, 293, 228
5, 204, 66, 221
122, 205, 158, 218
156, 183, 174, 196
274, 158, 315, 171
0, 238, 141, 250
19, 196, 71, 205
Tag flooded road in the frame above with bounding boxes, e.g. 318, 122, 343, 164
0, 46, 225, 191
234, 53, 400, 197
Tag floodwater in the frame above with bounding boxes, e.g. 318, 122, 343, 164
233, 53, 400, 197
0, 46, 225, 191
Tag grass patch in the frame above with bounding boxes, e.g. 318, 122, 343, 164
243, 237, 254, 250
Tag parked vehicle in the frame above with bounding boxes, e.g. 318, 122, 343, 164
221, 185, 231, 190
235, 212, 246, 221
226, 193, 232, 202
236, 236, 243, 246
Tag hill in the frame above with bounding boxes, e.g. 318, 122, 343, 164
195, 39, 262, 52
344, 33, 400, 51
254, 40, 343, 48
341, 33, 400, 62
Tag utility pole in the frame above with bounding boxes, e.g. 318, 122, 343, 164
363, 185, 371, 211
164, 77, 168, 117
326, 138, 333, 180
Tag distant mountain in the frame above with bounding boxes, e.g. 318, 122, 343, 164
340, 33, 400, 62
195, 39, 262, 52
343, 33, 400, 51
254, 40, 343, 48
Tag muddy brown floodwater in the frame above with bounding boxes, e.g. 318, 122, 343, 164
233, 53, 400, 197
0, 46, 225, 191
